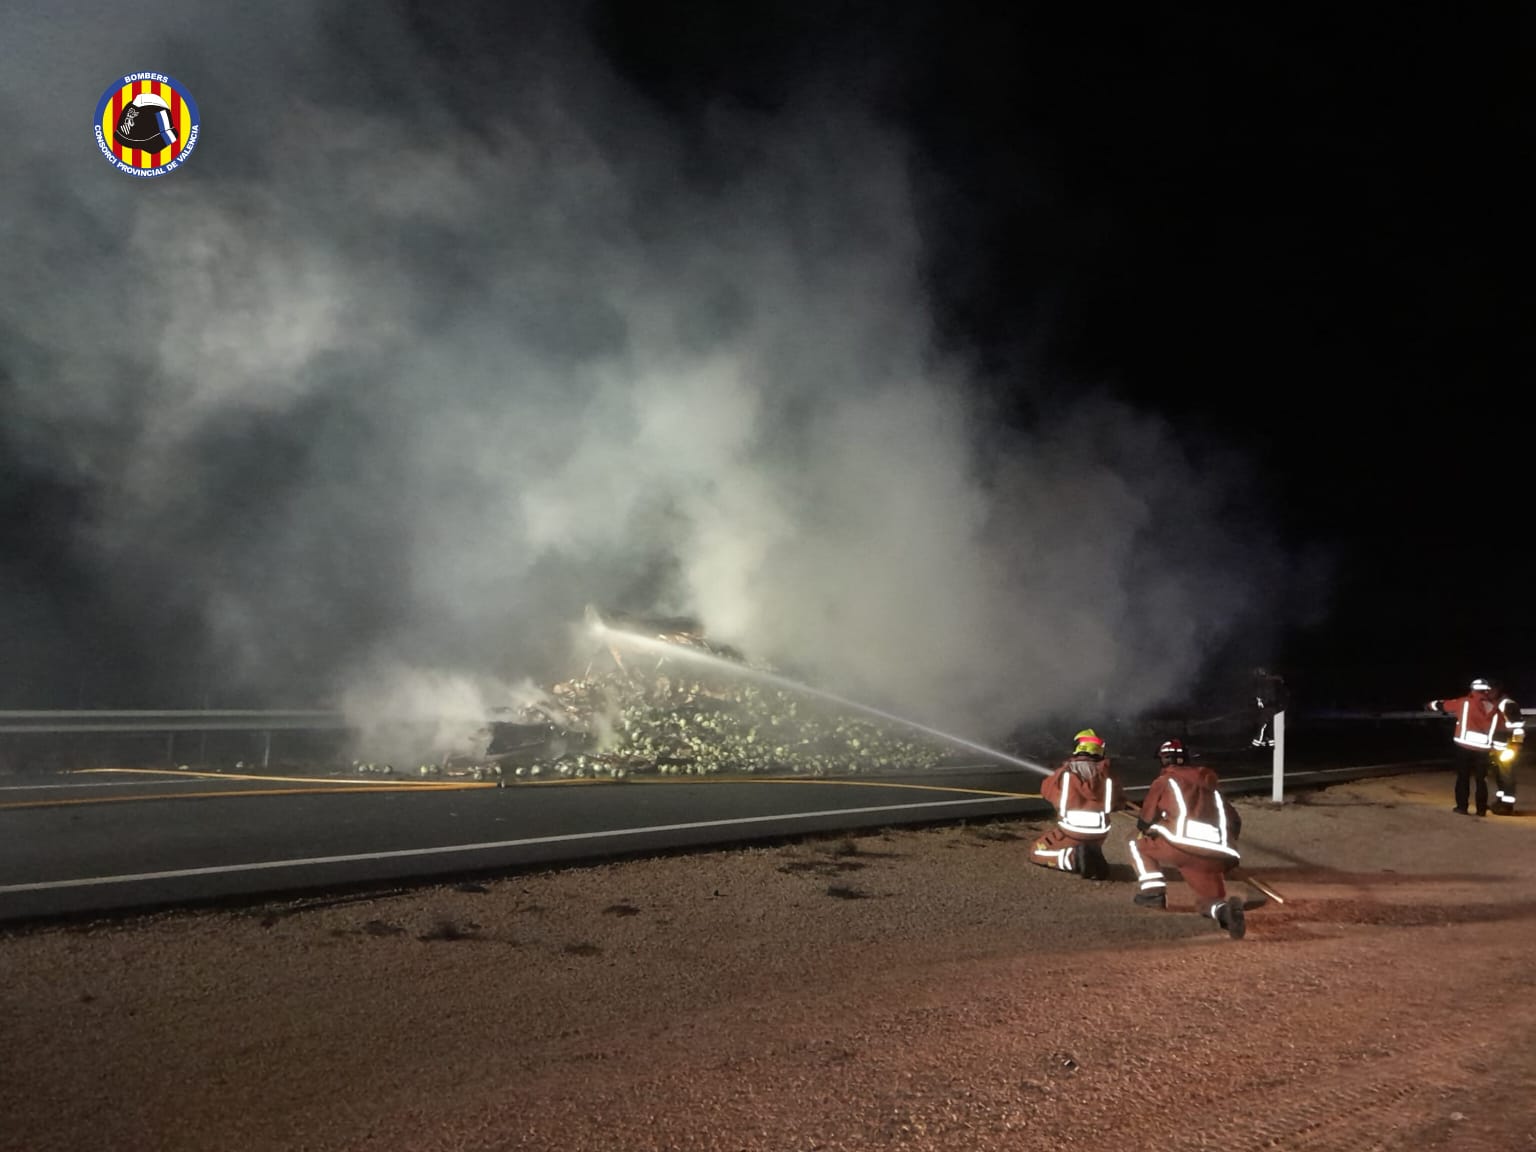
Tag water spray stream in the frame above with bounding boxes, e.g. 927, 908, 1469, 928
586, 612, 1050, 776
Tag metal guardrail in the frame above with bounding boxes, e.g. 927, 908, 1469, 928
0, 710, 350, 735
1301, 709, 1536, 720
3, 706, 1530, 737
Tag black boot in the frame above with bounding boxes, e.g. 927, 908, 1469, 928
1214, 896, 1246, 940
1082, 843, 1109, 881
1133, 888, 1166, 909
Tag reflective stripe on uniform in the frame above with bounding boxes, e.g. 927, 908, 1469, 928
1127, 839, 1166, 889
1058, 772, 1113, 835
1032, 846, 1075, 871
1152, 780, 1241, 859
1455, 699, 1501, 748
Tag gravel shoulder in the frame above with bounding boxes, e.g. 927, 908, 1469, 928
3, 769, 1534, 1152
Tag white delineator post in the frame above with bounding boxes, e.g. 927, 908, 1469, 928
1271, 710, 1286, 804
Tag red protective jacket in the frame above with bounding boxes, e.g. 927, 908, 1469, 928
1139, 763, 1241, 861
1040, 753, 1117, 840
1429, 690, 1525, 750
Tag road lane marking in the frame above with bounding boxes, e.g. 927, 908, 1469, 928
0, 779, 243, 792
0, 783, 497, 811
0, 794, 1032, 893
3, 772, 1035, 811
74, 767, 466, 787
625, 775, 1033, 798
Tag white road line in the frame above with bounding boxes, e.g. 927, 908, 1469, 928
0, 794, 1023, 894
1221, 759, 1444, 785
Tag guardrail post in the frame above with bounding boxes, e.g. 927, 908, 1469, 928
1271, 710, 1286, 803
262, 731, 272, 769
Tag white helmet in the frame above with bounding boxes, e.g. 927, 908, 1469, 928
1471, 678, 1493, 692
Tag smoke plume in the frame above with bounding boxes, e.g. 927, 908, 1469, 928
0, 1, 1291, 753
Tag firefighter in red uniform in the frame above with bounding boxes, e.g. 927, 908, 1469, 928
1128, 739, 1246, 939
1427, 678, 1526, 815
1030, 728, 1117, 880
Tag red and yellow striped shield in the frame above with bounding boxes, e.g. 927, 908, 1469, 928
93, 73, 201, 176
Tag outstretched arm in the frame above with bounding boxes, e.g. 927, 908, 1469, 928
1040, 765, 1066, 809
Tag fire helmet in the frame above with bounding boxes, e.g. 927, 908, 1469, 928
1471, 678, 1493, 692
1073, 728, 1105, 756
114, 92, 179, 151
1158, 738, 1188, 765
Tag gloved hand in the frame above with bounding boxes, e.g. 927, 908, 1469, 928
1427, 700, 1442, 712
1136, 818, 1153, 834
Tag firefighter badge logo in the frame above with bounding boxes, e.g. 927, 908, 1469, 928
93, 73, 200, 177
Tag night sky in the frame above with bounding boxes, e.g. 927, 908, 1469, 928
0, 3, 1526, 717
597, 2, 1527, 706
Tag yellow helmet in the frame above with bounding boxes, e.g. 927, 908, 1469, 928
1073, 728, 1105, 756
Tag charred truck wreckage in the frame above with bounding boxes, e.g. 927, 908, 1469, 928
416, 610, 949, 782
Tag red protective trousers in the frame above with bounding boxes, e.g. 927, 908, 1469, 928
1030, 828, 1103, 871
1128, 835, 1235, 905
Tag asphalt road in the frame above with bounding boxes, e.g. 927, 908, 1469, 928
0, 744, 1453, 925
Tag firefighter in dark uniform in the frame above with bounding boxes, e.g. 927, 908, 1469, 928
1251, 667, 1289, 748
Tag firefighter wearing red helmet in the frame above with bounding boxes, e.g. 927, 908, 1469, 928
1030, 728, 1117, 881
1427, 678, 1526, 815
1127, 738, 1247, 939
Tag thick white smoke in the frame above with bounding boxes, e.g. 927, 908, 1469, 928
0, 2, 1288, 754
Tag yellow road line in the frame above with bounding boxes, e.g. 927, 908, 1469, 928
502, 773, 1035, 799
72, 766, 1036, 800
73, 767, 466, 788
24, 771, 1039, 810
0, 783, 497, 812
623, 774, 1038, 799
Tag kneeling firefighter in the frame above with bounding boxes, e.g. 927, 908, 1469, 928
1030, 729, 1117, 881
1128, 739, 1247, 939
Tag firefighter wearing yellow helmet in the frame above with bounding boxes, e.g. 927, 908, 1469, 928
1030, 728, 1117, 880
1074, 729, 1105, 755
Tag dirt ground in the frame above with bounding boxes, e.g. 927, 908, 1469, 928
3, 769, 1535, 1152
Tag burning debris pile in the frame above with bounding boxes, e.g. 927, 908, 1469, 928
457, 618, 948, 780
